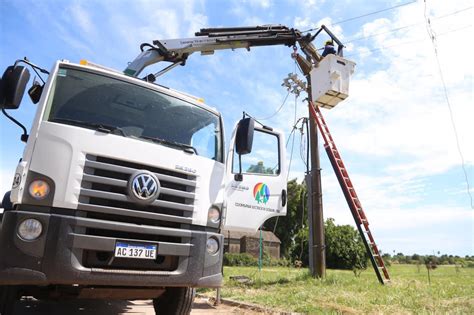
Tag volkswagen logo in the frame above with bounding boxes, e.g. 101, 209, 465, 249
128, 171, 160, 203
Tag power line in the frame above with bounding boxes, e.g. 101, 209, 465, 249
345, 21, 423, 44
301, 0, 417, 33
286, 63, 301, 183
344, 6, 473, 44
299, 128, 307, 169
298, 118, 310, 171
345, 24, 471, 58
298, 187, 306, 260
272, 117, 300, 237
270, 115, 304, 237
423, 0, 473, 209
272, 96, 302, 239
331, 1, 417, 26
286, 94, 299, 182
255, 91, 290, 121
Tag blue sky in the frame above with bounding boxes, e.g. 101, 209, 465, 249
0, 0, 472, 255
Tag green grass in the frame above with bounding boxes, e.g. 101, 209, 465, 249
201, 264, 474, 314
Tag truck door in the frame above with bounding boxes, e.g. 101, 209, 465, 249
224, 122, 287, 232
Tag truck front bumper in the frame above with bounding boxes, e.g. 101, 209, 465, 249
0, 211, 223, 287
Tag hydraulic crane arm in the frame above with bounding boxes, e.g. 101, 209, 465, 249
124, 24, 343, 78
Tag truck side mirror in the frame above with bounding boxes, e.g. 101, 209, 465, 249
0, 66, 30, 109
235, 117, 254, 155
234, 117, 254, 182
28, 81, 43, 104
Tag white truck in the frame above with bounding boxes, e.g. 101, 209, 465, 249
0, 25, 352, 314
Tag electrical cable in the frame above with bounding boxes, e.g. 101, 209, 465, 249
305, 118, 310, 174
287, 94, 298, 182
301, 0, 417, 32
423, 0, 473, 209
270, 59, 306, 247
268, 117, 301, 236
254, 91, 290, 121
344, 6, 473, 45
272, 95, 300, 238
286, 71, 300, 182
298, 187, 306, 260
270, 126, 297, 237
299, 119, 310, 170
346, 22, 422, 44
345, 24, 471, 58
331, 1, 417, 26
299, 129, 307, 169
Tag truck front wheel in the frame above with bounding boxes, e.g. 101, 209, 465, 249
1, 191, 12, 223
153, 287, 195, 315
0, 286, 19, 315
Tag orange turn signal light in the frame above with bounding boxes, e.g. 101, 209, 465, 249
28, 180, 50, 200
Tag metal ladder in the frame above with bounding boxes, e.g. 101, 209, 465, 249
308, 102, 391, 284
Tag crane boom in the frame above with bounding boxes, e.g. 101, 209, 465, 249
124, 24, 341, 77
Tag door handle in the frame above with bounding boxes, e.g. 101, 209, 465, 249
281, 189, 287, 207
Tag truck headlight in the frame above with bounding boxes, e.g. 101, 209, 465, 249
28, 180, 50, 200
206, 237, 219, 255
208, 206, 221, 224
18, 218, 43, 241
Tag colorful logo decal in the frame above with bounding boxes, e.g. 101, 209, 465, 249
253, 183, 270, 204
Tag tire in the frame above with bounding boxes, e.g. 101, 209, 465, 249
1, 191, 13, 226
153, 287, 195, 315
0, 286, 18, 315
1, 192, 12, 212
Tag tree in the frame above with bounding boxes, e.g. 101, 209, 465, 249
324, 218, 368, 271
291, 218, 368, 271
263, 179, 306, 258
292, 225, 309, 264
246, 161, 274, 174
382, 253, 392, 266
393, 252, 408, 264
264, 179, 369, 272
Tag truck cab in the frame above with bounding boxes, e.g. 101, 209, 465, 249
0, 60, 288, 314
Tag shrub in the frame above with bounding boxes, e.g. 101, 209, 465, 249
223, 252, 291, 267
290, 218, 368, 271
223, 253, 258, 266
260, 251, 290, 267
325, 218, 368, 271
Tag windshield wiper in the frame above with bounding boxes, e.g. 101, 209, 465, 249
138, 135, 197, 154
50, 118, 127, 136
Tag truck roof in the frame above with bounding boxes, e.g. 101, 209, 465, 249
58, 60, 221, 117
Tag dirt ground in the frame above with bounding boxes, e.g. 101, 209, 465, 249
11, 296, 265, 314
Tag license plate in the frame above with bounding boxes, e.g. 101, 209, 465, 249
114, 242, 157, 259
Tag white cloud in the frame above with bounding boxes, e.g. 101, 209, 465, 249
67, 3, 95, 36
294, 16, 314, 29
325, 1, 474, 178
243, 0, 273, 9
311, 0, 474, 255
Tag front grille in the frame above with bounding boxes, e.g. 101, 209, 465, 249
78, 154, 197, 225
74, 154, 197, 272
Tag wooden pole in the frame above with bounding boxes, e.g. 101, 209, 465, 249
307, 82, 326, 278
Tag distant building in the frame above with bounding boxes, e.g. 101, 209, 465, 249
222, 229, 281, 259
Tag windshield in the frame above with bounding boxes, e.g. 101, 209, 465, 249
46, 67, 222, 161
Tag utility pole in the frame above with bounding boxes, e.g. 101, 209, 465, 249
282, 71, 326, 278
307, 81, 326, 278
